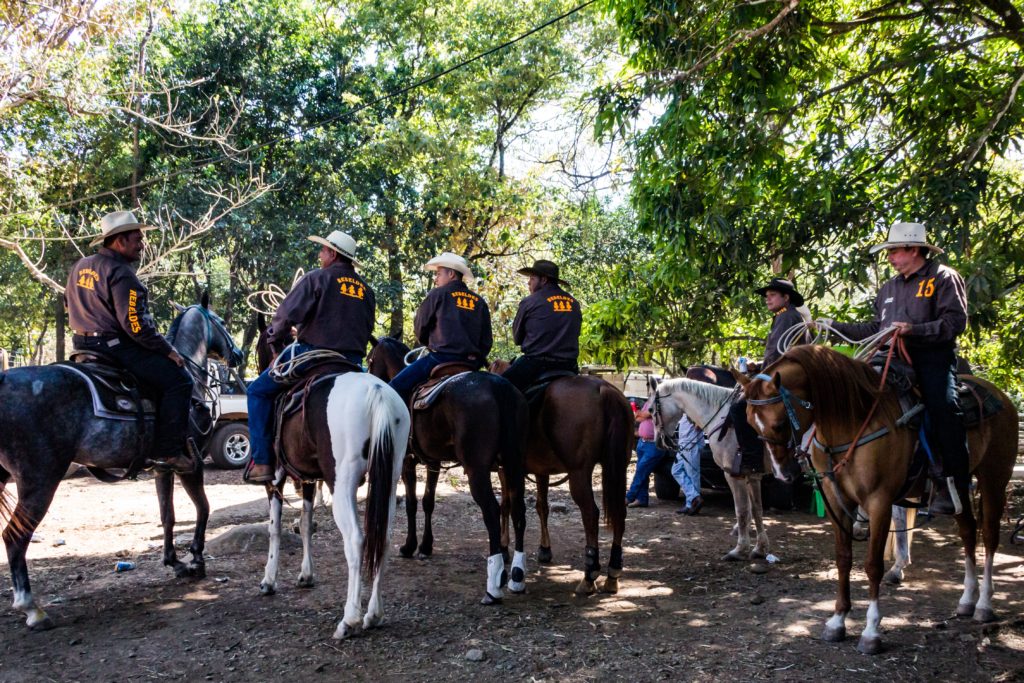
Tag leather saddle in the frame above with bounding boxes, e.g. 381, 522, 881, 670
59, 352, 156, 421
522, 369, 577, 412
410, 362, 476, 412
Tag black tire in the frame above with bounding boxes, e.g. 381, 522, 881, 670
653, 453, 682, 501
209, 422, 251, 469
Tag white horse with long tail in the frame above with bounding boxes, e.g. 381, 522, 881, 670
648, 377, 770, 560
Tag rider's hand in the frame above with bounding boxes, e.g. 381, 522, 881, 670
168, 350, 185, 367
891, 321, 912, 336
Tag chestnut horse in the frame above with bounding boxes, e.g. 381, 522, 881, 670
741, 344, 1018, 654
367, 336, 529, 604
490, 359, 631, 594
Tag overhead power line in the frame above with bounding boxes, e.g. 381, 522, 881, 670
1, 0, 601, 223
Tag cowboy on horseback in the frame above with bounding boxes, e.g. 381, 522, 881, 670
246, 230, 376, 483
388, 252, 492, 403
65, 211, 194, 474
500, 259, 582, 392
729, 277, 809, 474
828, 222, 969, 516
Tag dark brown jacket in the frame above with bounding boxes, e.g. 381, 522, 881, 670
414, 280, 492, 359
65, 248, 174, 355
267, 262, 376, 359
763, 306, 807, 366
832, 259, 967, 351
512, 283, 582, 360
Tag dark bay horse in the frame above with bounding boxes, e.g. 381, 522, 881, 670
489, 359, 631, 594
0, 298, 242, 630
367, 336, 528, 604
740, 344, 1018, 654
253, 332, 411, 639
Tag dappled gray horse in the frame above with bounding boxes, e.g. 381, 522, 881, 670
0, 299, 242, 630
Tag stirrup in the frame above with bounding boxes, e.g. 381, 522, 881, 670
946, 476, 964, 515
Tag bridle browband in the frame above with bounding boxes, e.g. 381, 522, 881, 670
747, 372, 813, 440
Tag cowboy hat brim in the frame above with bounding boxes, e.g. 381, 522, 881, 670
516, 266, 568, 286
89, 223, 155, 248
754, 284, 804, 307
868, 241, 944, 255
307, 235, 362, 266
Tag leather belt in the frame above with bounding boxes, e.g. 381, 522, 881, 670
73, 330, 110, 337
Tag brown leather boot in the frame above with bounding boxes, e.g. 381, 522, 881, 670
247, 463, 275, 483
927, 479, 961, 516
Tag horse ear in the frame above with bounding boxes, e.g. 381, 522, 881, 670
647, 376, 658, 393
201, 290, 210, 309
772, 372, 782, 388
170, 300, 186, 313
731, 368, 750, 386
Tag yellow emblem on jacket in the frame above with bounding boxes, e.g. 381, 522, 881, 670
76, 268, 99, 291
337, 277, 365, 300
547, 295, 575, 313
452, 291, 479, 311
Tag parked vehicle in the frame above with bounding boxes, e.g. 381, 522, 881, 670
207, 364, 250, 469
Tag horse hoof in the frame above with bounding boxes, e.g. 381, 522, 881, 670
509, 567, 525, 593
721, 550, 745, 562
27, 616, 54, 631
600, 577, 620, 594
956, 603, 975, 618
363, 613, 383, 630
574, 579, 596, 595
259, 582, 276, 597
416, 551, 432, 561
974, 608, 996, 623
852, 527, 869, 542
856, 636, 883, 655
334, 621, 361, 640
509, 581, 526, 594
537, 546, 553, 564
190, 563, 206, 580
399, 545, 415, 559
821, 625, 846, 642
297, 576, 315, 589
480, 592, 503, 606
883, 571, 902, 586
750, 549, 767, 560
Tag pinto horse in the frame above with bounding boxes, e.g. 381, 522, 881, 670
253, 332, 410, 639
367, 336, 528, 604
647, 377, 772, 561
0, 297, 242, 630
741, 344, 1018, 654
489, 359, 631, 594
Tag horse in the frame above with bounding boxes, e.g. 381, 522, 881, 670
0, 295, 242, 630
252, 332, 411, 639
646, 377, 772, 561
366, 336, 529, 604
488, 359, 631, 594
740, 344, 1018, 654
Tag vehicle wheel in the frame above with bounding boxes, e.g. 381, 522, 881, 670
653, 455, 681, 501
209, 422, 251, 469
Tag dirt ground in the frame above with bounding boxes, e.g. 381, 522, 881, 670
1, 466, 1023, 682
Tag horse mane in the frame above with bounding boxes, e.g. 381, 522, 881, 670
662, 377, 734, 407
770, 345, 899, 434
165, 307, 187, 346
377, 335, 410, 356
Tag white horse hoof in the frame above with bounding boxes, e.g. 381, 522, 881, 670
480, 592, 503, 605
363, 613, 383, 630
334, 621, 361, 639
857, 635, 883, 655
259, 582, 276, 596
297, 575, 315, 589
974, 608, 996, 623
956, 603, 975, 618
508, 580, 526, 594
821, 625, 846, 642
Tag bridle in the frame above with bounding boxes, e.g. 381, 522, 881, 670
746, 372, 813, 449
650, 383, 737, 452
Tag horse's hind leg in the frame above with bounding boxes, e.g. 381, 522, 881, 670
954, 483, 981, 618
297, 482, 317, 588
884, 506, 910, 585
399, 456, 418, 559
259, 485, 284, 596
3, 479, 59, 630
567, 468, 601, 595
174, 466, 209, 578
331, 463, 366, 639
723, 474, 752, 561
498, 468, 510, 563
418, 466, 440, 558
857, 501, 892, 655
466, 465, 506, 605
748, 476, 770, 559
535, 475, 553, 564
973, 479, 1006, 623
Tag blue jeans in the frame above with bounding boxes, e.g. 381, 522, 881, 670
388, 351, 476, 403
626, 439, 666, 505
247, 343, 362, 466
672, 417, 703, 502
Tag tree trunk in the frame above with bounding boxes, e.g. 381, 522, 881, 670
55, 294, 65, 362
386, 213, 404, 340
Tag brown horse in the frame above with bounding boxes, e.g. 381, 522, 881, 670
367, 336, 529, 604
740, 344, 1018, 654
490, 359, 631, 594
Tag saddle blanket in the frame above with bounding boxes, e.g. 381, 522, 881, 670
412, 372, 470, 411
55, 362, 155, 422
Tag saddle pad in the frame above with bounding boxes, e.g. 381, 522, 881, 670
54, 362, 155, 422
412, 372, 470, 411
958, 378, 1004, 428
523, 371, 577, 411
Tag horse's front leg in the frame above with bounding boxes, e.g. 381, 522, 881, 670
465, 464, 506, 605
822, 484, 854, 643
297, 481, 317, 588
535, 474, 553, 563
498, 467, 511, 563
722, 474, 752, 560
953, 484, 982, 618
419, 466, 440, 558
858, 500, 892, 655
884, 505, 911, 585
564, 469, 601, 595
175, 464, 209, 578
259, 484, 284, 596
399, 455, 418, 559
155, 471, 185, 577
747, 475, 770, 559
4, 476, 58, 631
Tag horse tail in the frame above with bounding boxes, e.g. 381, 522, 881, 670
363, 381, 404, 581
600, 385, 631, 530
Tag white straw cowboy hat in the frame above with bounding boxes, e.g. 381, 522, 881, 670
89, 211, 156, 247
425, 252, 473, 282
307, 230, 361, 266
869, 222, 944, 255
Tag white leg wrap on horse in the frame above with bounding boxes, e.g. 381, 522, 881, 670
508, 550, 526, 593
946, 477, 963, 515
486, 553, 505, 600
862, 600, 881, 640
959, 555, 978, 612
975, 553, 995, 618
